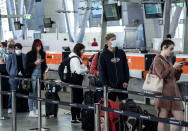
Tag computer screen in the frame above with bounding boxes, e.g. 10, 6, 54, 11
43, 18, 52, 28
103, 4, 121, 21
91, 2, 102, 18
144, 0, 163, 18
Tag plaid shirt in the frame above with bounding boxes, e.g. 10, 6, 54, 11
0, 48, 9, 62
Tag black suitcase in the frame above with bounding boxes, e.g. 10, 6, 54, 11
81, 109, 94, 131
84, 91, 98, 105
81, 91, 97, 130
45, 91, 60, 117
16, 83, 29, 112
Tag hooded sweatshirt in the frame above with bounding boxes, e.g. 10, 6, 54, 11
99, 47, 129, 87
69, 52, 87, 75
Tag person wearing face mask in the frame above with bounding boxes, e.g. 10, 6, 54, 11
6, 43, 26, 113
25, 39, 48, 117
99, 33, 130, 101
0, 42, 10, 109
69, 43, 87, 123
0, 42, 9, 64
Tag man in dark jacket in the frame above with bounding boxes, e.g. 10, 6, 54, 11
99, 33, 129, 101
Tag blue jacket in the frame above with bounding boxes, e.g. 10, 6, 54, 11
99, 47, 129, 87
6, 53, 26, 76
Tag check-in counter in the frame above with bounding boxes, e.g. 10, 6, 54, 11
45, 51, 188, 80
126, 53, 156, 78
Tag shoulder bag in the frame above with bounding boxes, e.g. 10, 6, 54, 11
143, 57, 165, 94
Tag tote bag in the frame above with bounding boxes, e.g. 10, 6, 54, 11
143, 57, 164, 94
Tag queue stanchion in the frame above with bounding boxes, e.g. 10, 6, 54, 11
36, 79, 50, 131
94, 103, 101, 131
37, 78, 42, 131
103, 86, 108, 131
184, 96, 188, 131
12, 90, 16, 131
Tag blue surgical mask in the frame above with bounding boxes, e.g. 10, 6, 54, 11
15, 50, 22, 55
111, 40, 117, 48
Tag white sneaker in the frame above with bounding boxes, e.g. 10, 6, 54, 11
8, 109, 12, 114
35, 110, 38, 115
28, 111, 38, 118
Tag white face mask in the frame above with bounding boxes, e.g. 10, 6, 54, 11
15, 50, 22, 55
111, 40, 117, 48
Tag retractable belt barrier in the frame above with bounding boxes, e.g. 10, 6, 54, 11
0, 74, 188, 128
0, 74, 187, 102
40, 79, 187, 102
0, 90, 188, 127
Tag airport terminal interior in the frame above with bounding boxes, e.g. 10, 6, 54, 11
0, 0, 188, 131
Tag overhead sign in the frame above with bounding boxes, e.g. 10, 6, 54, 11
24, 14, 31, 19
175, 2, 184, 7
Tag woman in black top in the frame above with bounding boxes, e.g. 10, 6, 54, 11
26, 39, 48, 117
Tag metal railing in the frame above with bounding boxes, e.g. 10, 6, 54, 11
0, 74, 188, 131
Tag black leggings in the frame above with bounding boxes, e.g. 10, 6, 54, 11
108, 86, 128, 101
70, 74, 84, 120
71, 88, 83, 120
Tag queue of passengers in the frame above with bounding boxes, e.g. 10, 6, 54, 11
0, 39, 48, 117
0, 33, 185, 131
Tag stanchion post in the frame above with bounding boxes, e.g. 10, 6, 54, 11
103, 86, 108, 131
37, 78, 42, 131
12, 90, 16, 131
95, 103, 101, 131
184, 97, 188, 131
0, 75, 2, 118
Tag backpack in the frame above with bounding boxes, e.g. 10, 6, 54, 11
119, 99, 143, 131
58, 56, 81, 83
87, 52, 101, 70
99, 99, 120, 131
142, 110, 157, 131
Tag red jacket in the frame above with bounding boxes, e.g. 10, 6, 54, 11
91, 41, 98, 46
90, 53, 99, 77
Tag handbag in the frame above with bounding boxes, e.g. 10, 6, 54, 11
22, 80, 32, 92
143, 57, 164, 94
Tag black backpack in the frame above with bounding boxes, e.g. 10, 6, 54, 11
58, 56, 81, 83
87, 52, 101, 70
119, 99, 143, 131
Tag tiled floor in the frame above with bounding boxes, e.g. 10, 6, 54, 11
0, 106, 82, 131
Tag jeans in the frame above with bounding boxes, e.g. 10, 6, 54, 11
28, 69, 41, 111
8, 79, 19, 108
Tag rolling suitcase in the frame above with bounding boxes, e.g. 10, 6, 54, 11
45, 91, 59, 117
45, 81, 60, 118
16, 82, 29, 112
81, 109, 94, 131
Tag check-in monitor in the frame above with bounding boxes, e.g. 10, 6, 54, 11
103, 3, 121, 21
144, 0, 163, 18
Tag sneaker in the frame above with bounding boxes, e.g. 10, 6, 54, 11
8, 109, 12, 114
28, 111, 38, 118
71, 120, 80, 124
